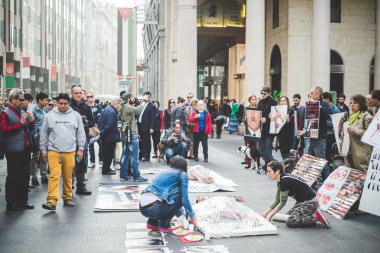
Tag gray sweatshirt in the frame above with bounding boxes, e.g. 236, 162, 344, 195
39, 107, 86, 153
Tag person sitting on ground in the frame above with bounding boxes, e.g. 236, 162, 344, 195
262, 161, 330, 228
161, 122, 191, 163
139, 156, 197, 233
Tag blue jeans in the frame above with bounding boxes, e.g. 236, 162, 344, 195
258, 136, 274, 166
120, 135, 140, 179
307, 138, 329, 181
140, 192, 181, 228
164, 142, 187, 161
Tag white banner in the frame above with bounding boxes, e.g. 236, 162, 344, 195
269, 105, 288, 134
359, 148, 380, 216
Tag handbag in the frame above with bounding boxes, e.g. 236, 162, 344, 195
23, 126, 39, 153
89, 125, 100, 137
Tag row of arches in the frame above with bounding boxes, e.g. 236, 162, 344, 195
269, 45, 374, 96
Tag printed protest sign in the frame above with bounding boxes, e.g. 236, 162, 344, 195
245, 109, 261, 139
291, 154, 327, 187
269, 105, 288, 134
317, 166, 351, 211
361, 110, 380, 148
331, 112, 347, 156
325, 168, 366, 219
359, 148, 380, 216
305, 101, 320, 139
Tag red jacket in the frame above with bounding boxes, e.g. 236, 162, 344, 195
188, 110, 212, 135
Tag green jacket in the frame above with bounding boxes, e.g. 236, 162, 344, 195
118, 103, 144, 135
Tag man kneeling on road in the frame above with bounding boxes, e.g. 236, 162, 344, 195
262, 161, 330, 228
161, 122, 190, 163
40, 93, 86, 210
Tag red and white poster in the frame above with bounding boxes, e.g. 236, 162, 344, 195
317, 166, 351, 211
305, 101, 320, 139
21, 57, 30, 79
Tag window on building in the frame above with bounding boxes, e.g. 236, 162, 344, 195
47, 43, 52, 59
331, 0, 341, 23
273, 0, 279, 28
0, 0, 4, 7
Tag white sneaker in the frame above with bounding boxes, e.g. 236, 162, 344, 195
114, 164, 121, 170
98, 161, 103, 167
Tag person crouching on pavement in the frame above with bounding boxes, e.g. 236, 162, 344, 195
139, 155, 197, 232
161, 122, 190, 163
40, 93, 86, 210
262, 161, 330, 228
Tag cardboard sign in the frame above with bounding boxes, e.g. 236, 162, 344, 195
331, 112, 348, 156
359, 148, 380, 216
305, 101, 320, 139
361, 110, 380, 148
317, 166, 351, 211
325, 168, 366, 219
291, 154, 327, 187
269, 105, 288, 134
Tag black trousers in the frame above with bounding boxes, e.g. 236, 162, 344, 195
215, 120, 224, 137
193, 131, 208, 159
103, 142, 116, 173
326, 134, 335, 163
75, 141, 88, 190
5, 149, 31, 204
140, 131, 152, 160
152, 131, 161, 154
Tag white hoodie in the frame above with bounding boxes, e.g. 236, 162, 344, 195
40, 106, 86, 153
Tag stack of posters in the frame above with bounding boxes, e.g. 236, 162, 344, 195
330, 112, 350, 156
127, 249, 170, 253
184, 245, 230, 253
193, 196, 278, 238
361, 110, 380, 148
317, 166, 366, 219
291, 154, 327, 186
188, 169, 237, 192
359, 148, 380, 216
126, 224, 169, 253
94, 183, 148, 212
244, 109, 262, 139
269, 105, 288, 134
305, 101, 320, 139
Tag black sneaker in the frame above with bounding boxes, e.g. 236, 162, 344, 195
194, 157, 199, 162
31, 177, 40, 186
41, 177, 48, 184
42, 202, 56, 211
76, 188, 92, 195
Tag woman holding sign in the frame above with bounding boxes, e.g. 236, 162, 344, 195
346, 94, 373, 172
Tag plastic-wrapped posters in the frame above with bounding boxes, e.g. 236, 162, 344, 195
127, 248, 170, 253
359, 148, 380, 216
245, 109, 262, 139
125, 238, 166, 248
188, 169, 237, 193
193, 196, 277, 238
184, 245, 230, 253
325, 168, 366, 219
317, 166, 351, 211
305, 101, 320, 139
94, 183, 148, 212
361, 110, 380, 148
269, 105, 288, 134
291, 154, 327, 187
331, 112, 349, 156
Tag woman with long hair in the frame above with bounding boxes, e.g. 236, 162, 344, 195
164, 99, 175, 130
345, 94, 373, 172
277, 96, 294, 160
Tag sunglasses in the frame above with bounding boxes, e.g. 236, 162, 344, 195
261, 92, 267, 96
86, 96, 93, 98
18, 98, 25, 102
47, 104, 54, 106
170, 102, 175, 104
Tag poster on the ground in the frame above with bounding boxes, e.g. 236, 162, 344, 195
325, 168, 366, 219
125, 238, 166, 248
317, 166, 351, 211
361, 110, 380, 148
359, 148, 380, 216
305, 101, 320, 139
188, 168, 237, 192
269, 105, 288, 134
184, 245, 230, 253
94, 183, 148, 212
127, 248, 170, 253
193, 196, 278, 238
331, 112, 349, 156
291, 154, 327, 187
244, 109, 261, 139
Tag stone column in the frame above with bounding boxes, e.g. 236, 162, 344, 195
375, 0, 380, 89
173, 0, 197, 99
310, 0, 330, 91
245, 0, 265, 98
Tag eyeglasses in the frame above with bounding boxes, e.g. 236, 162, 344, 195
47, 104, 54, 106
86, 96, 93, 98
18, 98, 25, 102
170, 102, 175, 104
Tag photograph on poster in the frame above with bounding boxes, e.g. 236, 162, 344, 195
94, 183, 148, 212
362, 110, 380, 148
269, 105, 288, 134
291, 154, 327, 186
326, 169, 366, 219
359, 148, 380, 216
305, 101, 320, 139
193, 196, 277, 238
331, 112, 347, 156
188, 166, 237, 192
245, 109, 261, 138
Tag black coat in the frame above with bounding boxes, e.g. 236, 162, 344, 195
69, 99, 95, 138
258, 97, 278, 138
138, 101, 156, 132
99, 105, 120, 143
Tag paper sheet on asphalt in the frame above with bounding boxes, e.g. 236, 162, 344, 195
188, 169, 237, 192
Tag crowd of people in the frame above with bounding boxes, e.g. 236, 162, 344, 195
0, 85, 377, 231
